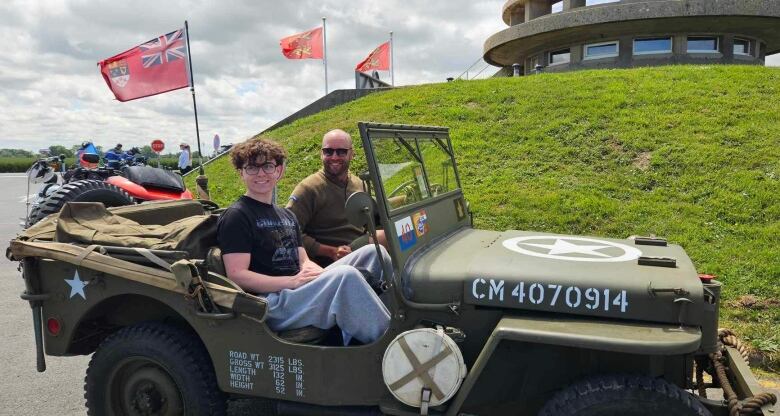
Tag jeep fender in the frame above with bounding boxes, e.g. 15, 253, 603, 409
443, 315, 701, 416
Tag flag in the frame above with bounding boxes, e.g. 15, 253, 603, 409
280, 27, 323, 59
98, 28, 189, 102
355, 41, 390, 73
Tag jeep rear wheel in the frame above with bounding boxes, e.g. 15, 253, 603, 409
85, 322, 225, 416
538, 374, 711, 416
26, 179, 132, 227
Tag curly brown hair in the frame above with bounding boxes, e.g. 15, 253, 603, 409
229, 137, 287, 170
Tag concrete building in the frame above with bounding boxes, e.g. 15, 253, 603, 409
484, 0, 780, 75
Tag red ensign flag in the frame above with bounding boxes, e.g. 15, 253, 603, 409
98, 28, 189, 102
355, 41, 390, 72
280, 27, 324, 59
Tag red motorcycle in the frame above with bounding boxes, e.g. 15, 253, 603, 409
26, 153, 192, 227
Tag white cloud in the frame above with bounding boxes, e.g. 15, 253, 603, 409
0, 0, 777, 153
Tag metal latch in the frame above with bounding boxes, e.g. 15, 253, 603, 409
674, 297, 693, 326
648, 283, 690, 297
420, 388, 432, 416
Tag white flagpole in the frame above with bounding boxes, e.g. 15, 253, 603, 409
389, 31, 394, 86
322, 17, 328, 95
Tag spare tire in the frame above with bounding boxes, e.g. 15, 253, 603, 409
26, 179, 133, 227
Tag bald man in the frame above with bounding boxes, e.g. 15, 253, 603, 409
287, 129, 386, 266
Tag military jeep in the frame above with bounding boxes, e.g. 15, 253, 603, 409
8, 122, 777, 416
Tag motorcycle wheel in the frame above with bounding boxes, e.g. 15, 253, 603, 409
26, 179, 133, 227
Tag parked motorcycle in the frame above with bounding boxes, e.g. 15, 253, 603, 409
25, 151, 193, 227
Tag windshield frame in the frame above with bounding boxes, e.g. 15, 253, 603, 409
361, 126, 462, 218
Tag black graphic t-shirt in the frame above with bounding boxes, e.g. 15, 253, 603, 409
217, 196, 302, 276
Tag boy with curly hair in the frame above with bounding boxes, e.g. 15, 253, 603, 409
217, 137, 390, 345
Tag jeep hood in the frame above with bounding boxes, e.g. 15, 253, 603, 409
404, 229, 710, 326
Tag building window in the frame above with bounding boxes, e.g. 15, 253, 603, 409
734, 38, 751, 56
634, 37, 673, 55
584, 41, 619, 59
549, 48, 571, 65
587, 0, 620, 5
529, 55, 540, 68
687, 36, 719, 53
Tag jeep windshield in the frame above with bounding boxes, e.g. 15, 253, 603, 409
369, 133, 460, 212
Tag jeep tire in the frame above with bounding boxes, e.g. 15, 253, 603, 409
26, 179, 132, 227
84, 322, 226, 416
538, 374, 712, 416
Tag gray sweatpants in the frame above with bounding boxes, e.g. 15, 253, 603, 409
264, 245, 392, 345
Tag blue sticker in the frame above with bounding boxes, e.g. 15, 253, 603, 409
395, 216, 417, 251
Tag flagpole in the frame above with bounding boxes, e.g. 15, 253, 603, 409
322, 17, 328, 95
389, 31, 394, 87
184, 21, 204, 176
184, 21, 209, 200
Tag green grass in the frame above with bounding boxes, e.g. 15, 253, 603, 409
186, 65, 780, 371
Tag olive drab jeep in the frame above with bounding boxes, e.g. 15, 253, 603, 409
8, 123, 777, 416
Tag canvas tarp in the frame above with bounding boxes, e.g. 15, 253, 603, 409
17, 199, 209, 243
54, 202, 217, 257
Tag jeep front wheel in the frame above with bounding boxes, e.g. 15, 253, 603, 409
538, 374, 711, 416
84, 322, 226, 416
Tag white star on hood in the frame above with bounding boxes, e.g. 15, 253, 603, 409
65, 271, 87, 300
522, 239, 612, 257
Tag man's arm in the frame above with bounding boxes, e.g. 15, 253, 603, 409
223, 251, 320, 294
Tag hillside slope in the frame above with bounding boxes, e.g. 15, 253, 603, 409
188, 65, 780, 370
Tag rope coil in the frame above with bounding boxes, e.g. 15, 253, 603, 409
704, 329, 778, 416
719, 328, 751, 363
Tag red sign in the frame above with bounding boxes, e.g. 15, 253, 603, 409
151, 140, 165, 153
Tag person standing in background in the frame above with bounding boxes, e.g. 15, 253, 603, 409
178, 143, 192, 174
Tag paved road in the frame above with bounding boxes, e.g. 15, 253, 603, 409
0, 173, 90, 415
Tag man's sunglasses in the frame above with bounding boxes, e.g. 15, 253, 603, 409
243, 162, 278, 175
322, 148, 351, 157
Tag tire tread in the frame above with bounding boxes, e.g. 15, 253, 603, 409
84, 322, 226, 416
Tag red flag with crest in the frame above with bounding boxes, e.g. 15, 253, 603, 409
98, 28, 189, 102
280, 27, 324, 59
355, 41, 390, 72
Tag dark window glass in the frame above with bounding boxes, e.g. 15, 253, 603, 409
550, 49, 571, 64
688, 37, 718, 52
587, 0, 619, 5
634, 38, 672, 54
586, 43, 618, 57
734, 39, 751, 55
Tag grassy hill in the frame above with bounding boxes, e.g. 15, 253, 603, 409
187, 65, 780, 371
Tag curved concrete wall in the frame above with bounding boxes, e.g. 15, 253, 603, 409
485, 0, 780, 74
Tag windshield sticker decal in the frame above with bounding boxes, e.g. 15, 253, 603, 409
502, 236, 643, 263
395, 216, 417, 251
413, 210, 428, 237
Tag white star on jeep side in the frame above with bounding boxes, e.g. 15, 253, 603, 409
65, 271, 87, 300
521, 239, 611, 257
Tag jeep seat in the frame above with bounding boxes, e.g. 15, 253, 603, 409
205, 247, 328, 344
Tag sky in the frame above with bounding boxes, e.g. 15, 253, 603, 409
0, 0, 777, 154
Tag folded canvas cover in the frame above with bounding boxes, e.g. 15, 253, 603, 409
52, 202, 216, 258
